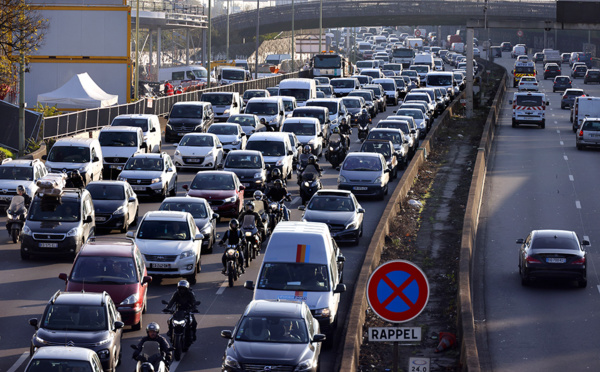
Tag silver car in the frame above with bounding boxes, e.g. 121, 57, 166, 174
576, 118, 600, 150
337, 152, 391, 200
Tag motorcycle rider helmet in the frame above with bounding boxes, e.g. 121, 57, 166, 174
230, 218, 239, 230
274, 179, 283, 188
271, 168, 282, 179
177, 280, 190, 295
332, 127, 340, 134
303, 145, 311, 154
308, 155, 317, 165
245, 200, 255, 212
17, 185, 25, 194
253, 190, 263, 201
146, 322, 160, 335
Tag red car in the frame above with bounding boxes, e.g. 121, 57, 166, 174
58, 237, 151, 330
183, 170, 245, 219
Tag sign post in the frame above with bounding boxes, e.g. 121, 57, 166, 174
367, 260, 430, 372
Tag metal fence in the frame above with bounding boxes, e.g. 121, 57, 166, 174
42, 70, 311, 140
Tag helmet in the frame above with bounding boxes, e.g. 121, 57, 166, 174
271, 168, 282, 179
17, 185, 25, 193
177, 280, 190, 294
308, 155, 317, 164
245, 200, 255, 212
274, 179, 283, 188
303, 145, 311, 154
253, 190, 263, 201
146, 322, 160, 335
341, 117, 347, 125
230, 218, 239, 230
332, 127, 340, 134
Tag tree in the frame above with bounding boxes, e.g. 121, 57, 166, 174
0, 0, 48, 87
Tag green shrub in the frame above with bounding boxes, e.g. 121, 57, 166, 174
0, 147, 14, 161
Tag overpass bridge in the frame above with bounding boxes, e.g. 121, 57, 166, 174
212, 0, 556, 37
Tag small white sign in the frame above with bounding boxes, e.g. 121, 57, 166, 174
409, 357, 430, 372
368, 327, 422, 342
146, 98, 153, 108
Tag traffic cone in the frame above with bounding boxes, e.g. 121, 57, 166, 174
434, 332, 456, 353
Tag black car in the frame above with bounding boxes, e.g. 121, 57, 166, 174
584, 69, 600, 84
86, 181, 139, 233
347, 90, 378, 118
362, 84, 387, 113
341, 96, 371, 126
560, 88, 585, 110
517, 229, 589, 287
543, 63, 561, 79
221, 300, 325, 372
533, 52, 544, 63
572, 65, 587, 78
29, 291, 124, 371
222, 150, 267, 194
552, 76, 572, 92
165, 101, 214, 143
500, 42, 513, 51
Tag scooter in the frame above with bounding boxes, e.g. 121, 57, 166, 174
131, 342, 169, 372
223, 244, 242, 287
162, 300, 200, 361
326, 136, 347, 169
357, 113, 371, 142
299, 170, 322, 205
241, 215, 261, 262
6, 195, 26, 243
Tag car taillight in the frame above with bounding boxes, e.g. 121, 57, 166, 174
513, 104, 516, 109
579, 129, 584, 136
572, 257, 586, 265
534, 82, 538, 85
526, 256, 541, 264
545, 70, 549, 73
563, 95, 567, 100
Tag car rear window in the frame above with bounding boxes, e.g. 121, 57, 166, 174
531, 236, 579, 250
515, 96, 543, 106
583, 121, 600, 131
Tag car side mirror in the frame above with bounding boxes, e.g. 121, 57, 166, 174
239, 185, 245, 191
217, 163, 224, 169
358, 208, 365, 213
221, 330, 233, 339
128, 196, 136, 203
126, 231, 135, 238
287, 150, 293, 155
508, 100, 513, 104
58, 273, 68, 282
318, 132, 323, 137
182, 184, 189, 190
312, 334, 326, 343
298, 205, 306, 211
42, 155, 47, 160
29, 318, 39, 329
195, 233, 205, 241
546, 101, 550, 105
337, 255, 345, 262
384, 168, 391, 173
114, 321, 125, 330
167, 167, 174, 173
244, 281, 255, 290
516, 238, 524, 244
334, 283, 347, 293
142, 276, 152, 285
212, 213, 219, 220
582, 240, 590, 246
140, 143, 147, 149
233, 102, 238, 107
93, 156, 100, 162
151, 127, 157, 132
84, 215, 93, 224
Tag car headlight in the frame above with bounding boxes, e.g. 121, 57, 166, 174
118, 176, 127, 182
22, 225, 32, 236
78, 165, 88, 173
314, 308, 331, 318
224, 109, 230, 115
232, 140, 240, 145
97, 348, 111, 358
180, 250, 195, 259
67, 227, 81, 237
120, 293, 139, 305
338, 175, 347, 183
113, 205, 126, 215
374, 176, 382, 184
223, 196, 237, 203
224, 355, 241, 368
276, 159, 284, 166
295, 359, 315, 372
174, 150, 180, 156
35, 334, 50, 345
151, 177, 162, 184
345, 222, 357, 230
253, 172, 263, 179
200, 224, 212, 235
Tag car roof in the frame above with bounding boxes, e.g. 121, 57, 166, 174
173, 101, 210, 106
246, 97, 281, 104
283, 117, 320, 124
226, 150, 263, 157
143, 211, 190, 221
244, 299, 306, 318
346, 151, 383, 159
53, 138, 97, 147
78, 238, 136, 258
314, 189, 353, 197
87, 180, 129, 188
0, 159, 38, 167
30, 346, 98, 361
194, 170, 237, 178
113, 114, 156, 119
100, 126, 141, 133
51, 291, 106, 306
247, 132, 290, 141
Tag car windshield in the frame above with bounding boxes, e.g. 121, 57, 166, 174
222, 69, 245, 80
225, 154, 262, 169
246, 140, 285, 157
379, 82, 395, 90
244, 91, 267, 100
306, 101, 338, 115
169, 105, 204, 119
278, 89, 309, 101
401, 106, 426, 115
208, 125, 238, 135
99, 132, 138, 147
137, 220, 190, 240
0, 166, 32, 180
86, 184, 125, 201
342, 99, 361, 108
380, 121, 409, 133
70, 256, 137, 284
47, 146, 90, 163
427, 75, 453, 86
228, 115, 256, 127
26, 360, 93, 372
356, 61, 374, 68
190, 173, 235, 190
160, 201, 208, 218
124, 157, 163, 171
292, 110, 325, 123
331, 79, 355, 88
282, 123, 316, 136
362, 142, 392, 158
111, 118, 149, 132
28, 200, 80, 222
531, 236, 580, 250
343, 156, 383, 171
281, 100, 294, 111
257, 262, 330, 291
349, 92, 372, 102
317, 86, 333, 95
201, 93, 232, 105
555, 77, 570, 83
235, 316, 309, 343
41, 304, 107, 332
401, 71, 417, 77
308, 195, 355, 211
404, 94, 429, 102
179, 135, 214, 147
245, 102, 278, 115
410, 66, 429, 73
515, 96, 543, 106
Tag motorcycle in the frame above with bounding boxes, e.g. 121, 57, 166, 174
267, 193, 292, 231
161, 300, 200, 361
131, 342, 169, 372
299, 169, 322, 205
296, 153, 311, 184
326, 135, 347, 168
241, 215, 261, 263
223, 244, 242, 287
357, 115, 371, 142
6, 195, 26, 243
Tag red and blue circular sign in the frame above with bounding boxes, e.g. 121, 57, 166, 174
367, 260, 429, 323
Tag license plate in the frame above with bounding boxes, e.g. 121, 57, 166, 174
110, 165, 122, 170
211, 206, 219, 211
187, 158, 200, 163
151, 263, 171, 269
0, 196, 11, 201
243, 183, 250, 187
39, 242, 58, 248
353, 187, 368, 191
546, 258, 566, 263
95, 217, 106, 222
178, 132, 186, 136
133, 186, 146, 191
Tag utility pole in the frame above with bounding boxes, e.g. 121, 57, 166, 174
255, 0, 259, 79
466, 27, 474, 118
291, 0, 295, 72
18, 52, 25, 157
226, 0, 230, 61
134, 0, 140, 100
319, 0, 323, 51
207, 0, 212, 88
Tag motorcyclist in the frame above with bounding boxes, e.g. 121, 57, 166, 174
132, 322, 172, 368
339, 117, 352, 136
252, 190, 269, 239
65, 170, 85, 188
238, 200, 265, 232
219, 218, 245, 274
303, 155, 323, 176
270, 167, 285, 185
15, 185, 31, 210
328, 127, 348, 153
164, 280, 199, 341
298, 145, 312, 167
265, 179, 290, 221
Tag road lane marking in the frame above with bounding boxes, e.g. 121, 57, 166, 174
554, 121, 558, 124
171, 359, 181, 371
564, 155, 568, 161
216, 280, 228, 295
7, 352, 28, 372
576, 200, 581, 209
569, 175, 574, 181
557, 130, 560, 134
292, 196, 301, 205
560, 141, 564, 146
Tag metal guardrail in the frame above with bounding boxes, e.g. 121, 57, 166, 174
42, 70, 311, 140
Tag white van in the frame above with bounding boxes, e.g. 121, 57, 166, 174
245, 132, 295, 180
451, 42, 465, 53
110, 114, 162, 153
244, 221, 346, 342
412, 53, 435, 71
572, 96, 600, 131
200, 92, 242, 122
98, 126, 146, 179
43, 138, 103, 185
158, 65, 208, 85
244, 97, 286, 131
274, 95, 298, 117
511, 44, 526, 59
305, 98, 351, 134
278, 78, 317, 107
218, 67, 250, 85
281, 117, 324, 156
425, 72, 456, 99
509, 92, 549, 128
355, 60, 378, 72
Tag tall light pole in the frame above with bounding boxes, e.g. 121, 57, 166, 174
318, 0, 323, 51
226, 0, 230, 61
134, 0, 140, 100
291, 0, 295, 71
18, 52, 25, 158
254, 0, 259, 79
207, 0, 212, 88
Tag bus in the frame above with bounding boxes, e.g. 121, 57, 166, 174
311, 52, 351, 78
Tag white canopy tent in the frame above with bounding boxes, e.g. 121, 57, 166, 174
37, 72, 118, 109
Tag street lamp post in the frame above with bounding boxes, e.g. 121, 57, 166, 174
291, 0, 294, 72
207, 0, 212, 88
18, 52, 25, 158
255, 0, 259, 79
134, 0, 140, 101
319, 0, 323, 51
226, 0, 230, 61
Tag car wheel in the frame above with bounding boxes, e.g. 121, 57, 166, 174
131, 208, 139, 226
169, 178, 177, 196
157, 185, 167, 201
576, 143, 583, 150
578, 275, 588, 288
540, 120, 545, 129
187, 271, 197, 285
520, 267, 529, 286
20, 247, 30, 260
132, 315, 142, 331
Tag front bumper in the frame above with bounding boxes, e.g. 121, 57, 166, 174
338, 182, 384, 197
21, 235, 82, 257
208, 200, 240, 218
117, 304, 143, 326
330, 226, 360, 243
144, 253, 198, 277
95, 214, 126, 230
174, 154, 217, 169
129, 182, 165, 196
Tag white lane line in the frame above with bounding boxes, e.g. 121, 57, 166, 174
576, 200, 582, 209
170, 359, 181, 371
554, 121, 558, 124
569, 175, 574, 181
552, 113, 556, 117
560, 141, 564, 146
292, 196, 301, 205
557, 130, 561, 134
216, 280, 228, 295
7, 352, 29, 372
564, 155, 568, 161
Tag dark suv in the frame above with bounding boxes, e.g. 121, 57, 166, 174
29, 291, 124, 371
572, 65, 588, 78
165, 101, 214, 143
584, 69, 600, 84
543, 63, 561, 79
500, 42, 513, 51
553, 76, 572, 92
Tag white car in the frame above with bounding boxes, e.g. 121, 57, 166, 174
127, 211, 204, 284
207, 123, 247, 152
173, 133, 224, 170
518, 76, 539, 91
0, 159, 47, 209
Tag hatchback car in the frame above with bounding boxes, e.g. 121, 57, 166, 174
299, 189, 364, 245
561, 53, 570, 64
552, 76, 572, 92
222, 150, 267, 194
366, 128, 410, 169
25, 346, 104, 372
29, 291, 124, 371
517, 229, 590, 287
128, 211, 203, 284
561, 88, 585, 109
584, 69, 600, 84
117, 153, 177, 200
337, 152, 391, 199
572, 65, 587, 78
159, 196, 218, 253
576, 118, 600, 150
533, 52, 544, 63
347, 90, 378, 118
86, 181, 139, 233
221, 300, 325, 372
543, 63, 561, 79
518, 76, 539, 91
500, 42, 512, 51
207, 123, 247, 153
58, 237, 151, 330
396, 108, 428, 137
0, 158, 47, 210
183, 170, 245, 218
172, 133, 224, 170
360, 139, 399, 179
242, 89, 270, 106
227, 114, 266, 135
